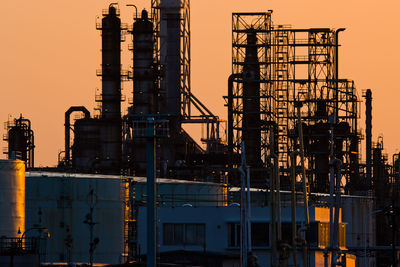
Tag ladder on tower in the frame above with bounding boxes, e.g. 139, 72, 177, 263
123, 177, 139, 263
274, 29, 290, 172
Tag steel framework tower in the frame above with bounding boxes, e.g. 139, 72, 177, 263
272, 27, 360, 192
229, 13, 360, 192
151, 0, 224, 153
230, 13, 274, 186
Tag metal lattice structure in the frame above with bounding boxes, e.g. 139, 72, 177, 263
152, 0, 225, 153
230, 13, 361, 191
273, 28, 360, 191
231, 13, 274, 176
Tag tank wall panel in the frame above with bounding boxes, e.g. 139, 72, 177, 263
26, 174, 124, 264
0, 159, 25, 237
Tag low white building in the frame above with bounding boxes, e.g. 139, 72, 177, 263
137, 194, 373, 267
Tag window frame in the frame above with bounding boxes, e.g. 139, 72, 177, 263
163, 223, 206, 246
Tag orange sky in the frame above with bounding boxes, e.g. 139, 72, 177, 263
0, 0, 398, 166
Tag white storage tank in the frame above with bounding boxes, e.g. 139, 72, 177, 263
0, 159, 25, 237
26, 172, 124, 264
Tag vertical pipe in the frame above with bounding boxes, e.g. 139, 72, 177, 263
329, 160, 335, 263
365, 89, 372, 189
296, 104, 309, 226
146, 118, 156, 267
30, 132, 34, 168
246, 167, 252, 251
269, 160, 277, 267
240, 167, 247, 267
329, 158, 342, 267
228, 74, 241, 183
64, 107, 90, 166
276, 156, 281, 242
296, 103, 309, 267
291, 152, 298, 267
334, 28, 346, 121
392, 198, 396, 267
329, 125, 335, 257
268, 130, 277, 267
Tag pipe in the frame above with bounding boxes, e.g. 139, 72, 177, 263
334, 28, 346, 121
239, 164, 246, 267
276, 152, 282, 242
146, 117, 156, 267
365, 89, 372, 189
228, 74, 242, 182
296, 103, 309, 226
296, 102, 309, 267
329, 157, 342, 266
266, 130, 279, 267
64, 106, 90, 165
30, 129, 34, 168
266, 154, 277, 267
246, 166, 252, 251
239, 141, 252, 266
126, 4, 138, 19
297, 227, 308, 267
15, 114, 35, 168
290, 152, 299, 267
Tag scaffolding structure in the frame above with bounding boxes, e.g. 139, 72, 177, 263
230, 13, 275, 179
230, 14, 360, 192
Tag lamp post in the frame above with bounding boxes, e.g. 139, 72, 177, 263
364, 209, 382, 266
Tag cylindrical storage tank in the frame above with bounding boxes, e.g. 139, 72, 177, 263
0, 159, 25, 237
26, 173, 124, 264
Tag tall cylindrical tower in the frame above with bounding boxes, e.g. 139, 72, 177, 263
129, 10, 156, 174
100, 5, 122, 171
133, 10, 155, 115
242, 30, 262, 168
160, 0, 181, 122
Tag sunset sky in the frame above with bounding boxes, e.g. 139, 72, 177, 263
0, 0, 398, 166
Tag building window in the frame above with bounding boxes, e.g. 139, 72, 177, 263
228, 223, 269, 247
316, 222, 346, 248
163, 223, 205, 245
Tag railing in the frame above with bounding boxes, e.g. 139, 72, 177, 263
0, 237, 39, 255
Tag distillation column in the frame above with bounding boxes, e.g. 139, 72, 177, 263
100, 6, 122, 171
130, 10, 156, 173
160, 0, 181, 124
242, 30, 262, 169
133, 10, 155, 115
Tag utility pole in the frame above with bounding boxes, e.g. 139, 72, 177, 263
129, 116, 168, 267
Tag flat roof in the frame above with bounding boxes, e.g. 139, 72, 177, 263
25, 171, 223, 186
